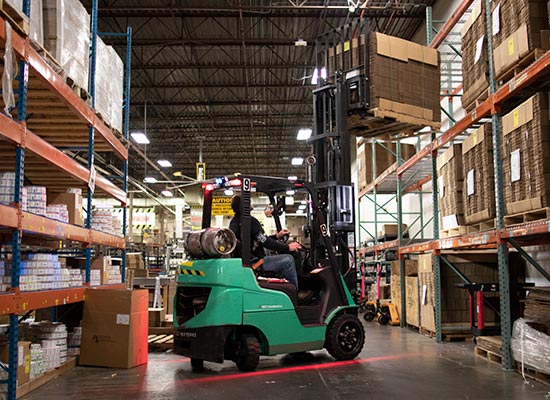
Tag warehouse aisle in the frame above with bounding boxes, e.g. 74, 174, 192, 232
21, 323, 549, 400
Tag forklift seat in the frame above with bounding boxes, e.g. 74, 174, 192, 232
257, 279, 298, 306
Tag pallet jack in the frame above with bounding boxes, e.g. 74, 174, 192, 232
359, 260, 399, 325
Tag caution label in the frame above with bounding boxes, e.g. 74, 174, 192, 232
212, 196, 234, 216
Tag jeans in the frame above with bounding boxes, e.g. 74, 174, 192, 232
262, 254, 299, 289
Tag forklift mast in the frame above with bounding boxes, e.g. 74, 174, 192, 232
307, 23, 371, 294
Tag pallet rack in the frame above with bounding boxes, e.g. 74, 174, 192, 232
0, 0, 131, 398
356, 0, 550, 371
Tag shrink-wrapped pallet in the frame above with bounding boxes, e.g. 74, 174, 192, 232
43, 0, 90, 91
95, 36, 124, 133
10, 0, 43, 45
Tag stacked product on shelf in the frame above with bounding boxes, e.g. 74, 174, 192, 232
30, 344, 46, 379
492, 0, 550, 81
51, 188, 83, 226
4, 253, 64, 292
323, 26, 440, 135
92, 206, 117, 235
10, 0, 44, 46
390, 259, 418, 320
67, 327, 81, 356
461, 123, 496, 227
460, 0, 489, 111
0, 172, 15, 206
68, 269, 84, 287
31, 322, 67, 370
45, 204, 69, 223
436, 144, 464, 233
25, 186, 47, 216
356, 140, 416, 190
502, 92, 550, 219
95, 36, 124, 133
43, 0, 90, 92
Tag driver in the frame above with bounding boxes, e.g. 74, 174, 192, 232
229, 195, 302, 289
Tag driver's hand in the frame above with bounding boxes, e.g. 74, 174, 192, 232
288, 242, 301, 252
277, 229, 290, 239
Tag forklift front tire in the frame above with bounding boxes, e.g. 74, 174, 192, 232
325, 314, 365, 360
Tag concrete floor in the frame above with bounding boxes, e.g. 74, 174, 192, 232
21, 323, 550, 400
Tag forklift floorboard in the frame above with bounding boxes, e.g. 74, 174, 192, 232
21, 323, 548, 399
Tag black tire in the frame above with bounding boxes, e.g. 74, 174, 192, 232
190, 358, 204, 371
325, 314, 365, 360
234, 333, 260, 372
378, 313, 390, 325
363, 312, 375, 322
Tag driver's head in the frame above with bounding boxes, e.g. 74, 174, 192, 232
231, 195, 241, 214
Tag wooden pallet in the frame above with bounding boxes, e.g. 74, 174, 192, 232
0, 0, 29, 36
440, 226, 468, 238
504, 207, 550, 226
16, 357, 77, 399
348, 108, 440, 139
407, 324, 473, 342
30, 41, 63, 74
463, 87, 490, 113
148, 334, 174, 350
467, 219, 496, 234
497, 48, 547, 86
518, 365, 550, 386
475, 346, 508, 365
64, 76, 91, 106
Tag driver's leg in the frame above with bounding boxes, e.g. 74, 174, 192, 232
263, 254, 299, 289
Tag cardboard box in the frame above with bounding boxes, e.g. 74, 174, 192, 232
126, 253, 145, 269
80, 288, 148, 368
91, 256, 111, 285
148, 307, 166, 327
50, 192, 82, 225
0, 341, 30, 385
437, 144, 465, 229
405, 276, 419, 327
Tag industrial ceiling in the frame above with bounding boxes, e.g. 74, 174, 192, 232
87, 0, 434, 194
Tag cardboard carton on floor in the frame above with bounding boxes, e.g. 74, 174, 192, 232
0, 341, 30, 385
80, 288, 148, 368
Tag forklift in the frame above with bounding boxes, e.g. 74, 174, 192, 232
174, 175, 364, 371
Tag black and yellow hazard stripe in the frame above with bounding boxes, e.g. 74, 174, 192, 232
179, 268, 206, 277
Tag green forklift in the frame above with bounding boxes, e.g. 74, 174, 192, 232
173, 174, 364, 371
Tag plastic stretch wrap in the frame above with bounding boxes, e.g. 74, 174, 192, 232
511, 318, 550, 375
43, 0, 89, 91
2, 23, 18, 114
95, 37, 124, 132
11, 0, 44, 45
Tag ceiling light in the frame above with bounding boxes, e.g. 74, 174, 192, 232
130, 132, 149, 144
144, 176, 157, 183
286, 190, 295, 196
294, 39, 307, 47
320, 67, 327, 80
297, 209, 305, 214
224, 189, 234, 196
297, 128, 312, 141
311, 68, 319, 85
157, 159, 172, 168
161, 190, 173, 197
288, 175, 298, 181
173, 171, 183, 177
301, 200, 307, 205
286, 197, 295, 206
291, 157, 304, 166
298, 204, 307, 210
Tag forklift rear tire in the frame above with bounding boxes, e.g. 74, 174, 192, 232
190, 358, 204, 371
363, 312, 375, 322
325, 314, 365, 360
234, 333, 260, 372
377, 313, 390, 325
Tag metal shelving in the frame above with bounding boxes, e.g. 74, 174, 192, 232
0, 0, 132, 397
356, 0, 550, 370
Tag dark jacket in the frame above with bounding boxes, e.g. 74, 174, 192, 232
229, 214, 289, 259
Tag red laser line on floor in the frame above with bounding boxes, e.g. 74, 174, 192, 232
177, 353, 413, 384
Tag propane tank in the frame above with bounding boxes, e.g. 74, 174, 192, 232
184, 227, 237, 258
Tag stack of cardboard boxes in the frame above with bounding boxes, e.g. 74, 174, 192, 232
436, 144, 465, 231
502, 92, 550, 216
462, 123, 496, 225
390, 259, 418, 321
